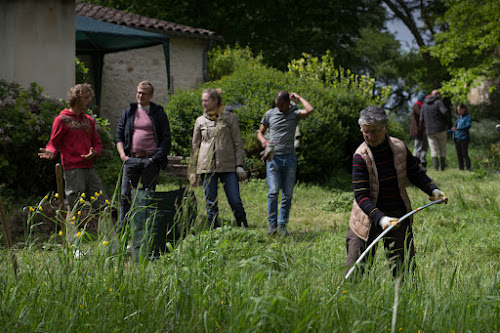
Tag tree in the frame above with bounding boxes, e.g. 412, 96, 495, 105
83, 0, 387, 71
430, 0, 500, 102
381, 0, 449, 91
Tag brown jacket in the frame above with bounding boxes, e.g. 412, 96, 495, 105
192, 109, 245, 174
349, 137, 413, 241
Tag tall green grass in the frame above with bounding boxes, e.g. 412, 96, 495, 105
1, 166, 500, 332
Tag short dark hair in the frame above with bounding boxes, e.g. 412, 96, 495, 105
275, 90, 290, 103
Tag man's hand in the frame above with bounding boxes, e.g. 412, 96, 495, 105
379, 216, 398, 230
236, 166, 247, 181
38, 148, 56, 160
260, 144, 274, 163
120, 154, 129, 162
430, 189, 448, 203
81, 147, 97, 160
289, 92, 301, 101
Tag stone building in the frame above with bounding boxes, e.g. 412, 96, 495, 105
75, 2, 223, 130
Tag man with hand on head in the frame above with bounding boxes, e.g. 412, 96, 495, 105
257, 91, 314, 236
115, 81, 171, 234
346, 106, 448, 279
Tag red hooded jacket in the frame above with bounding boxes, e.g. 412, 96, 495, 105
45, 109, 102, 171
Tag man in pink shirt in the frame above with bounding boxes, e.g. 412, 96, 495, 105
115, 81, 171, 233
39, 84, 108, 210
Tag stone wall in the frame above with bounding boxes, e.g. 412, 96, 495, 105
98, 38, 209, 132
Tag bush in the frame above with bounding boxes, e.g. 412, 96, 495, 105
0, 80, 118, 201
167, 48, 394, 182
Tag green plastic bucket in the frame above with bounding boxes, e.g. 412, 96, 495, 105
131, 187, 193, 261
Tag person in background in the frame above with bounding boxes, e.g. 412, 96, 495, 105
115, 81, 171, 234
452, 102, 472, 171
191, 88, 248, 228
420, 89, 450, 171
346, 106, 447, 279
410, 91, 428, 170
257, 91, 314, 236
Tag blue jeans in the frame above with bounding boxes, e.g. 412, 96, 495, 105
266, 153, 297, 227
201, 172, 246, 226
117, 157, 160, 233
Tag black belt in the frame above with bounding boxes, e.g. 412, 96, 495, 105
130, 152, 154, 158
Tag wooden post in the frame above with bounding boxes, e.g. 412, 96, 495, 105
0, 194, 18, 277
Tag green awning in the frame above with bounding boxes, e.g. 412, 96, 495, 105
75, 15, 170, 104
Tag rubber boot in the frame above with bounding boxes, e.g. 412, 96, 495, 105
440, 157, 446, 171
432, 157, 439, 171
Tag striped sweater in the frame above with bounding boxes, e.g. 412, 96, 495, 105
352, 136, 437, 225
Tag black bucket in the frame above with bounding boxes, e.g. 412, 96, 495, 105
131, 187, 196, 261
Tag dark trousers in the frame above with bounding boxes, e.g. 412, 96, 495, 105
117, 157, 160, 233
455, 139, 471, 170
345, 217, 415, 278
201, 172, 246, 227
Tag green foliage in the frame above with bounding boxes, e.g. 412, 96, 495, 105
0, 80, 118, 199
431, 0, 500, 101
208, 45, 263, 81
287, 51, 391, 106
75, 57, 90, 84
2, 172, 500, 332
167, 47, 410, 181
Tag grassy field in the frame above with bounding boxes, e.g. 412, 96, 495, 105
1, 162, 500, 332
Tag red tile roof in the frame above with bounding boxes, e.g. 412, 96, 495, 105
76, 2, 223, 41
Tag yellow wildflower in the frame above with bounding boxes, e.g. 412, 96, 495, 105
81, 193, 86, 198
102, 241, 109, 246
78, 211, 81, 216
99, 190, 103, 195
105, 199, 110, 205
95, 192, 99, 197
109, 288, 113, 292
90, 196, 95, 201
79, 198, 85, 204
71, 222, 74, 225
44, 195, 48, 200
29, 206, 35, 212
80, 305, 84, 309
77, 232, 81, 238
54, 193, 59, 198
58, 231, 63, 236
38, 206, 43, 211
72, 216, 76, 220
342, 290, 348, 294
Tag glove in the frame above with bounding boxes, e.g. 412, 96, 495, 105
379, 216, 398, 230
236, 166, 247, 181
430, 189, 447, 203
260, 144, 274, 163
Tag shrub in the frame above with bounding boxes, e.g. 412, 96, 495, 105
167, 48, 394, 182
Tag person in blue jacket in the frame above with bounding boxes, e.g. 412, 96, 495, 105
452, 102, 472, 171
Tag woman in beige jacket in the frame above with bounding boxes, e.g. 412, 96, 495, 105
191, 88, 248, 228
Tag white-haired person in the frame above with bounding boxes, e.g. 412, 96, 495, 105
346, 106, 448, 279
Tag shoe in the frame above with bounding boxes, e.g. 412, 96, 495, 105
279, 225, 290, 236
267, 224, 278, 235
